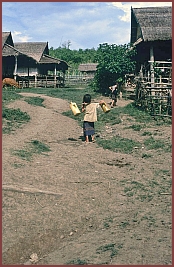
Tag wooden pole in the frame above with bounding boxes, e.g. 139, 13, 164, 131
35, 74, 37, 88
150, 46, 155, 95
54, 65, 57, 88
14, 55, 17, 80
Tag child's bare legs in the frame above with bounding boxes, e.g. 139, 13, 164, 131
91, 135, 95, 142
111, 99, 117, 107
85, 135, 89, 142
85, 135, 95, 142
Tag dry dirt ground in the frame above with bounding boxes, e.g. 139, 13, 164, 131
2, 93, 172, 265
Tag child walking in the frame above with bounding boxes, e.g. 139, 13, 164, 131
109, 83, 118, 107
82, 94, 104, 143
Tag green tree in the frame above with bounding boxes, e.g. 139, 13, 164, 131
49, 46, 98, 72
94, 43, 136, 95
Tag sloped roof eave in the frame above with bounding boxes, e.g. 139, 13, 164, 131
131, 6, 172, 42
2, 43, 36, 61
14, 42, 48, 62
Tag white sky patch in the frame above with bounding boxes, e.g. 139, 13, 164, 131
12, 31, 32, 42
13, 31, 22, 36
112, 2, 172, 22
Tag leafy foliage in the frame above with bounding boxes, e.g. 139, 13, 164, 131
94, 43, 136, 94
49, 47, 98, 72
49, 43, 136, 93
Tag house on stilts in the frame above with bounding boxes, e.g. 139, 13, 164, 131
129, 6, 172, 116
2, 32, 69, 88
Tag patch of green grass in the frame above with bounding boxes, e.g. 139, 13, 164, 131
2, 108, 30, 134
137, 194, 153, 202
12, 149, 33, 161
2, 89, 31, 134
154, 169, 171, 177
24, 96, 45, 107
98, 110, 122, 124
2, 108, 30, 121
12, 163, 25, 168
141, 153, 152, 158
30, 139, 51, 154
148, 179, 159, 187
141, 215, 157, 227
144, 137, 171, 152
119, 221, 130, 228
62, 109, 84, 122
97, 136, 141, 154
141, 131, 153, 136
12, 140, 51, 161
128, 124, 143, 131
21, 84, 100, 105
103, 217, 113, 229
121, 103, 153, 123
2, 89, 22, 106
96, 243, 118, 259
123, 181, 153, 200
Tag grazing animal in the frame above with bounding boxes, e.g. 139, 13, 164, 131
2, 78, 20, 88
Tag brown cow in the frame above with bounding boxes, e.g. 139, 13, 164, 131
2, 78, 20, 88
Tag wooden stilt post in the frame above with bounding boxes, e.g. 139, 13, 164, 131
54, 65, 57, 88
35, 75, 37, 88
150, 46, 155, 92
14, 55, 17, 81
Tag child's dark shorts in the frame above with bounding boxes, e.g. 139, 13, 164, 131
83, 121, 95, 136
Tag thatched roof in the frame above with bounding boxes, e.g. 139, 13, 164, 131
39, 54, 69, 70
2, 32, 69, 70
78, 63, 98, 72
2, 43, 19, 56
131, 6, 172, 45
2, 42, 33, 61
14, 42, 49, 62
2, 32, 13, 48
39, 54, 61, 64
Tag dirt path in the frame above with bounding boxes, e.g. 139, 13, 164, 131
2, 93, 172, 265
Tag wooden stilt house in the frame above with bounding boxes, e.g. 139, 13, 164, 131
2, 32, 33, 79
2, 32, 69, 88
78, 63, 98, 81
130, 6, 172, 78
130, 6, 172, 117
